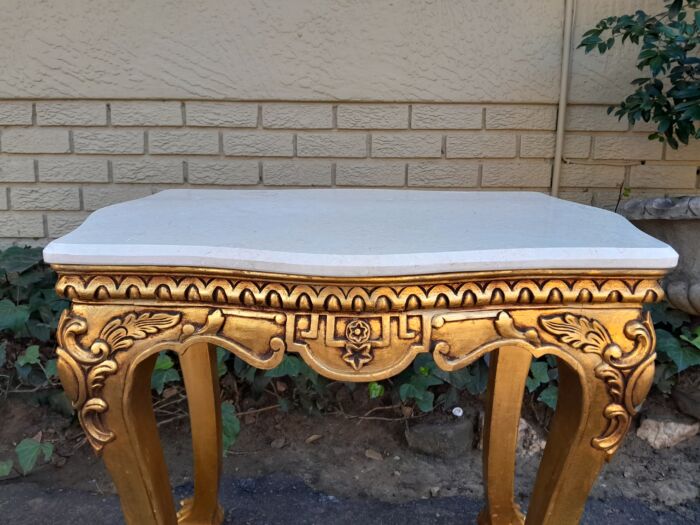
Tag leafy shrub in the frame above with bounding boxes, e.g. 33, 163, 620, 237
647, 302, 700, 393
580, 0, 700, 148
0, 247, 67, 343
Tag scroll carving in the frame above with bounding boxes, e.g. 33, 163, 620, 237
56, 307, 287, 453
539, 312, 656, 456
431, 310, 656, 458
56, 310, 181, 452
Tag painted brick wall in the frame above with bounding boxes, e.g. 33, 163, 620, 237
1, 1, 699, 243
1, 100, 698, 241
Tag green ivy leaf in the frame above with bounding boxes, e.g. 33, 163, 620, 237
48, 391, 74, 417
657, 329, 700, 372
216, 347, 230, 378
527, 361, 550, 392
0, 246, 43, 274
680, 326, 700, 349
151, 368, 180, 394
368, 382, 385, 399
221, 402, 241, 454
414, 390, 435, 412
26, 320, 51, 342
154, 352, 174, 370
0, 340, 6, 368
0, 459, 13, 477
44, 359, 57, 380
17, 345, 41, 367
264, 355, 302, 378
538, 386, 558, 409
15, 438, 53, 475
464, 359, 489, 395
0, 299, 30, 332
647, 303, 690, 329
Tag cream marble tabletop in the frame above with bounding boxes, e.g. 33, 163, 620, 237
43, 189, 678, 277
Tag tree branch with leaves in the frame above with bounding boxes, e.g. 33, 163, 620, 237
580, 0, 700, 148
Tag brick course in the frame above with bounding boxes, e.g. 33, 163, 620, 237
111, 102, 182, 126
297, 133, 366, 158
36, 102, 107, 126
11, 186, 80, 210
2, 129, 70, 153
337, 105, 408, 129
224, 132, 294, 157
262, 160, 332, 186
73, 130, 144, 154
0, 103, 33, 126
186, 102, 257, 127
446, 133, 517, 158
188, 160, 259, 185
0, 158, 35, 182
371, 133, 441, 158
149, 130, 219, 155
0, 99, 697, 240
263, 104, 333, 129
335, 162, 405, 186
113, 159, 184, 184
38, 158, 109, 183
411, 105, 482, 130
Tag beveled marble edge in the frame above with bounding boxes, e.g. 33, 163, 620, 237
43, 242, 678, 277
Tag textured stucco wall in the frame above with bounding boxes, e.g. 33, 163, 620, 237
0, 0, 698, 242
0, 0, 564, 102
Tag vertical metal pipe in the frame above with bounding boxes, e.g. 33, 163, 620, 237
551, 0, 576, 197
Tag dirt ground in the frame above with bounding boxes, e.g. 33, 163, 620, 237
0, 390, 699, 524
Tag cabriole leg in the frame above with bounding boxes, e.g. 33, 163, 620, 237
478, 346, 531, 525
525, 358, 610, 524
101, 353, 178, 525
177, 343, 224, 525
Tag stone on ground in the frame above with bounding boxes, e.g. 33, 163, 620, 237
637, 416, 700, 449
405, 416, 474, 459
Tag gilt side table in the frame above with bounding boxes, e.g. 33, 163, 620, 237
43, 189, 677, 525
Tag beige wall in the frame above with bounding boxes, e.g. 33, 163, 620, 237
0, 0, 698, 241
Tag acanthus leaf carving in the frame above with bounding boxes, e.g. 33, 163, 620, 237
56, 306, 288, 454
539, 312, 656, 457
539, 313, 614, 355
431, 310, 656, 458
56, 310, 181, 453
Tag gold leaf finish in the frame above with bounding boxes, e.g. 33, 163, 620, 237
51, 264, 666, 525
57, 310, 181, 451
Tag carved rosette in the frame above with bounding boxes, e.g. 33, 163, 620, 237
343, 319, 373, 370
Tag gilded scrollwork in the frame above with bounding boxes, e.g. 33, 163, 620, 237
56, 307, 288, 453
539, 312, 656, 456
53, 264, 662, 462
431, 309, 656, 458
56, 309, 181, 452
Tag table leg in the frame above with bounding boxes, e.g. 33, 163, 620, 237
478, 346, 531, 525
525, 357, 610, 524
177, 343, 224, 525
100, 353, 178, 525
